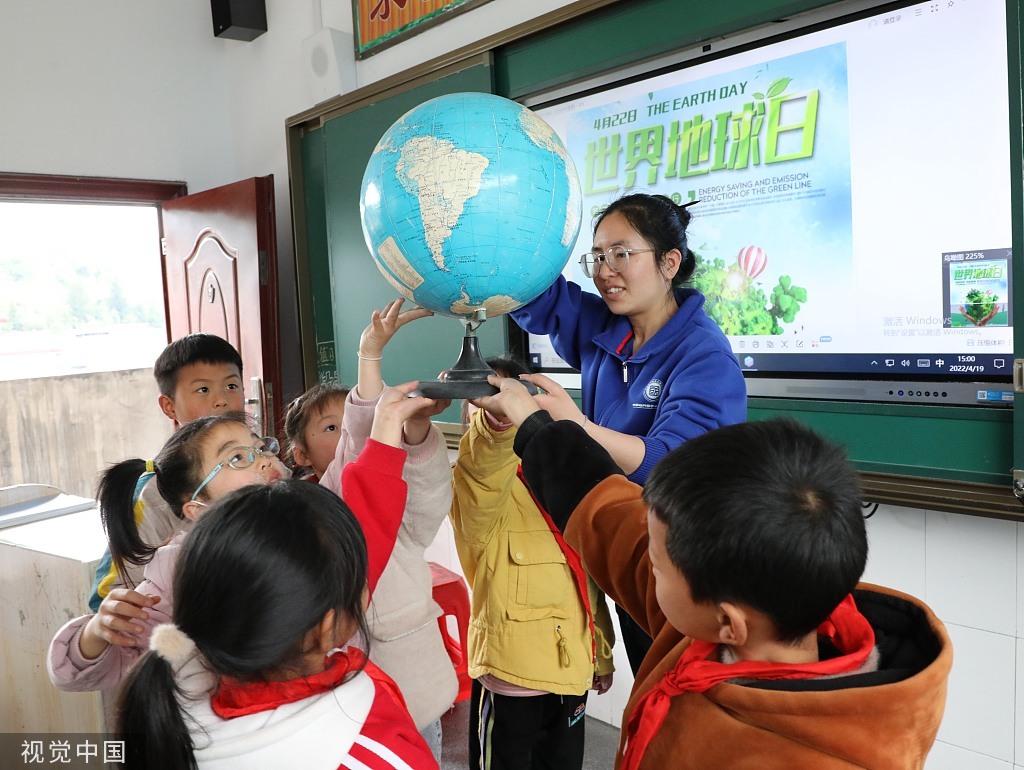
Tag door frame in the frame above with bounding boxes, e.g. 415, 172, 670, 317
0, 172, 186, 205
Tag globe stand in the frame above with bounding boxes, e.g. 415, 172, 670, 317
410, 310, 499, 399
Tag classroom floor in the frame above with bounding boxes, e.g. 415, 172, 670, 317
439, 697, 619, 770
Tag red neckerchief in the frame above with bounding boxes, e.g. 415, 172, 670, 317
212, 648, 366, 719
621, 594, 875, 770
516, 466, 596, 670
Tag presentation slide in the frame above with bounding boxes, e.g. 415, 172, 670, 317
529, 0, 1012, 385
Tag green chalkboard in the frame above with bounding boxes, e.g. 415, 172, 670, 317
291, 0, 1024, 514
486, 0, 1023, 502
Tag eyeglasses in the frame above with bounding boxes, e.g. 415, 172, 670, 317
579, 246, 655, 278
190, 436, 280, 502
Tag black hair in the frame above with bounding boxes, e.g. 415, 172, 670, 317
153, 333, 243, 398
460, 356, 530, 425
282, 382, 352, 475
97, 411, 250, 586
118, 481, 370, 770
596, 193, 696, 287
643, 418, 867, 642
485, 356, 530, 380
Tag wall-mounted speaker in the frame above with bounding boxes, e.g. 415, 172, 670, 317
302, 28, 358, 105
211, 0, 267, 42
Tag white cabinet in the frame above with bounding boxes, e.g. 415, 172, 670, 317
0, 504, 106, 731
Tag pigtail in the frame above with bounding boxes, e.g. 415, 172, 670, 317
118, 651, 196, 770
282, 390, 315, 478
97, 458, 154, 587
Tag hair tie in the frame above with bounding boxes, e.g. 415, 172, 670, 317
145, 459, 156, 473
150, 623, 196, 668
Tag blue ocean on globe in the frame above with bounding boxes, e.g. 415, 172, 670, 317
360, 92, 582, 319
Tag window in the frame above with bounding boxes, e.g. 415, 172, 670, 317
0, 201, 166, 380
0, 173, 186, 381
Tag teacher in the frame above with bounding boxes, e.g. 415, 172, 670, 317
510, 192, 747, 672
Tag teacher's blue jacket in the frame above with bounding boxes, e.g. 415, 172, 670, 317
511, 278, 747, 483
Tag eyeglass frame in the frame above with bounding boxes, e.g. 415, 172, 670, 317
189, 436, 281, 502
579, 246, 655, 278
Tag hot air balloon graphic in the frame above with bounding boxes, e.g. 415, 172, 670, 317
737, 245, 768, 279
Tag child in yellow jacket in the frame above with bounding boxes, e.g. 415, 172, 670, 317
450, 357, 615, 770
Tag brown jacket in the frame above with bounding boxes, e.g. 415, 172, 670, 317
515, 414, 952, 769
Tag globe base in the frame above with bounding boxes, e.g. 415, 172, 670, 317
409, 325, 497, 399
411, 378, 499, 399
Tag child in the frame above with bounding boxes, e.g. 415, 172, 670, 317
117, 480, 437, 770
49, 412, 287, 691
49, 386, 424, 694
89, 332, 246, 611
451, 357, 615, 770
320, 298, 458, 760
282, 382, 351, 481
476, 375, 952, 769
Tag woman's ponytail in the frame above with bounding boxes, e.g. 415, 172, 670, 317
118, 650, 196, 770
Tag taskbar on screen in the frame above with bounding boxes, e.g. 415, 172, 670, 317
735, 352, 1012, 380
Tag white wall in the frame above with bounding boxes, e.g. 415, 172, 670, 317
0, 0, 579, 396
861, 505, 1023, 769
3, 2, 1021, 766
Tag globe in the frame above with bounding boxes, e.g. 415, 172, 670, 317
359, 92, 582, 320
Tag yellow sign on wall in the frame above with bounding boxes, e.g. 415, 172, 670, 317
353, 0, 493, 58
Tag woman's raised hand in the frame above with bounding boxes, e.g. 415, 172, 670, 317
521, 373, 585, 425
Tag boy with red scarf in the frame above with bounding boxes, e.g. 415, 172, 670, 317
473, 375, 951, 769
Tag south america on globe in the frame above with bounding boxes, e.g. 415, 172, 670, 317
359, 92, 582, 321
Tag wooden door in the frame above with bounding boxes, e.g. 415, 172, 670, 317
160, 176, 283, 437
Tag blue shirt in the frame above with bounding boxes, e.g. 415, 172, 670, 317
511, 277, 747, 483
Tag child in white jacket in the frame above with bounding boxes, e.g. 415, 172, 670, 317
319, 298, 458, 759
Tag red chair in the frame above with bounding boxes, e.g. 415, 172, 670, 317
429, 561, 472, 703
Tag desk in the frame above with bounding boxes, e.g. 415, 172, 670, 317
0, 507, 106, 731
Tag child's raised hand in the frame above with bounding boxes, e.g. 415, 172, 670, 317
370, 381, 438, 448
79, 588, 161, 660
403, 395, 452, 445
359, 298, 434, 359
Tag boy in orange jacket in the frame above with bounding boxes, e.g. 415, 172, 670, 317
474, 374, 951, 769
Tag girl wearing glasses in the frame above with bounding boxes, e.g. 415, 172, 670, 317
48, 388, 429, 695
509, 192, 746, 673
48, 412, 287, 692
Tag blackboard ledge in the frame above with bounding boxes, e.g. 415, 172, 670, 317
862, 472, 1023, 522
436, 421, 1024, 521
